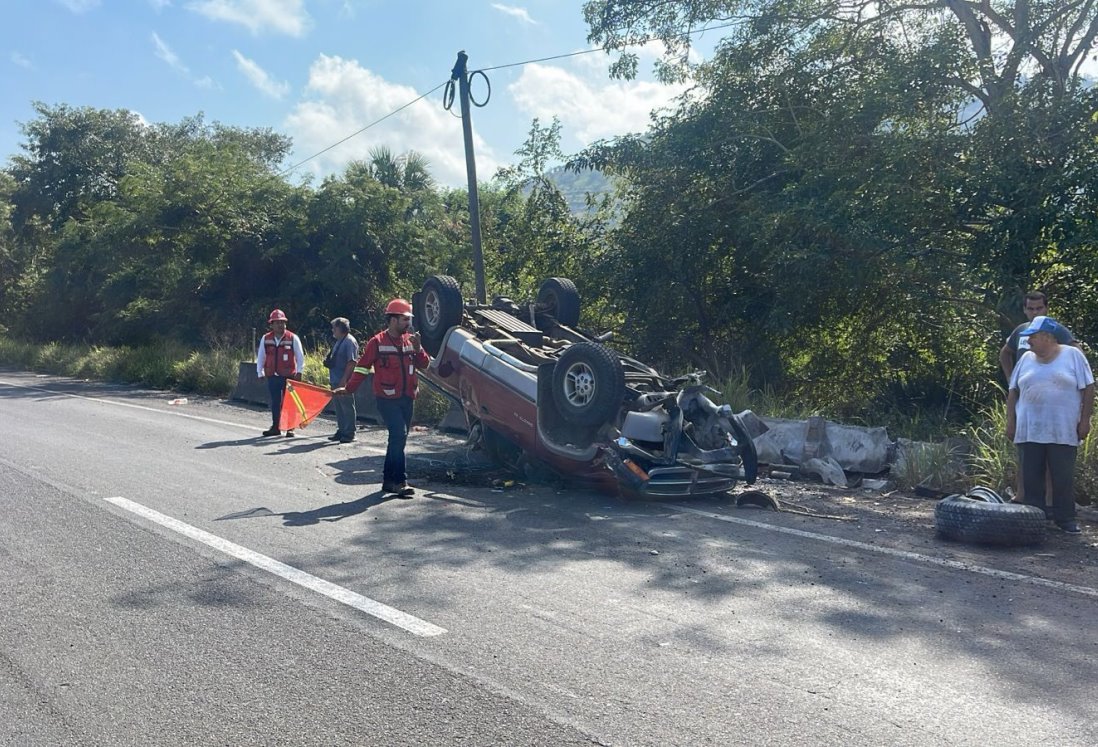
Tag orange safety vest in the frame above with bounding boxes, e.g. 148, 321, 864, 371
367, 331, 427, 399
262, 331, 298, 377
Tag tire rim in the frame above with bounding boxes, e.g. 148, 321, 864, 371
424, 289, 441, 331
563, 361, 596, 407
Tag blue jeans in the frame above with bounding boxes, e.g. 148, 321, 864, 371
375, 396, 414, 485
266, 376, 288, 427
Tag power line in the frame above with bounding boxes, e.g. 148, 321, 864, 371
478, 20, 742, 71
279, 20, 742, 176
278, 80, 448, 176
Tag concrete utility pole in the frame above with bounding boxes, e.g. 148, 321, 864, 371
451, 50, 487, 305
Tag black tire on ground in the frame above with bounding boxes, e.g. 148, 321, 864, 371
537, 277, 581, 328
551, 341, 625, 427
416, 275, 463, 356
934, 495, 1046, 546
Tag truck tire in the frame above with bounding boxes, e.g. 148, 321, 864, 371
935, 495, 1045, 546
537, 277, 580, 328
551, 342, 625, 427
416, 275, 463, 356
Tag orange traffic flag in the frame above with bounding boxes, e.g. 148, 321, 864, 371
279, 380, 334, 431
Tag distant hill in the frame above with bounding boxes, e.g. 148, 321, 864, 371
544, 166, 615, 215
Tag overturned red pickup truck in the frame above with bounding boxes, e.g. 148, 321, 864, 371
413, 275, 757, 497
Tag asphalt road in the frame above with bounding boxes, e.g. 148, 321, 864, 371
1, 371, 1096, 746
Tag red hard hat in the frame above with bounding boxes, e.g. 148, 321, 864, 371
385, 298, 413, 317
268, 308, 288, 323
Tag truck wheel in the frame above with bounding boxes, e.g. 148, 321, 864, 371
934, 495, 1045, 546
537, 277, 580, 328
551, 342, 624, 427
416, 275, 463, 356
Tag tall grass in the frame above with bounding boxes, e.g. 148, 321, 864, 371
712, 368, 814, 419
963, 405, 1015, 494
0, 336, 457, 426
0, 336, 248, 396
893, 440, 967, 492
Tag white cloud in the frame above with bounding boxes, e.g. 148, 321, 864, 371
11, 52, 32, 69
149, 0, 172, 9
232, 50, 290, 99
507, 57, 689, 146
284, 54, 498, 186
152, 32, 189, 74
56, 0, 100, 12
185, 0, 310, 36
491, 3, 536, 25
152, 32, 220, 89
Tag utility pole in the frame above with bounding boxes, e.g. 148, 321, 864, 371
451, 50, 487, 305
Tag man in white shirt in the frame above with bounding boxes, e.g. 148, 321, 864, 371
256, 309, 305, 437
1006, 316, 1094, 534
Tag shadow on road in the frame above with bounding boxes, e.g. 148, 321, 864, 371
196, 437, 273, 449
215, 491, 400, 526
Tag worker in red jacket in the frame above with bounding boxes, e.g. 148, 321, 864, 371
335, 298, 430, 496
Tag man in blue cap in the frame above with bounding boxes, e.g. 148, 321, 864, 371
1006, 316, 1094, 534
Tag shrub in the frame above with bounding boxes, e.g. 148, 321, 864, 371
173, 346, 244, 395
1074, 421, 1098, 505
894, 439, 968, 493
414, 383, 452, 425
301, 351, 330, 387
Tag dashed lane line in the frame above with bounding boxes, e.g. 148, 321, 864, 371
669, 504, 1098, 600
104, 495, 447, 637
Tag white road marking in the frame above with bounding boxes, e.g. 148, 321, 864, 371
104, 495, 447, 637
670, 504, 1098, 600
0, 377, 384, 453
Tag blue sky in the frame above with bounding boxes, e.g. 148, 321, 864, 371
1, 0, 705, 186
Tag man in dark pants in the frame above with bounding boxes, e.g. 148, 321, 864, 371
1006, 316, 1094, 534
334, 299, 430, 496
256, 308, 305, 437
326, 317, 359, 443
999, 291, 1081, 505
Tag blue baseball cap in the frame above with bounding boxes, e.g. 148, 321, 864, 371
1018, 315, 1066, 337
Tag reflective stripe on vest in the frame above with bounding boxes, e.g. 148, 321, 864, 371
373, 332, 418, 398
263, 332, 297, 377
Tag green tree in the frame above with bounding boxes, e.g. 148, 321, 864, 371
572, 0, 1098, 418
8, 102, 151, 233
489, 118, 608, 322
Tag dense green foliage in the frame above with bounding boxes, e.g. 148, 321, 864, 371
0, 103, 584, 352
575, 0, 1098, 422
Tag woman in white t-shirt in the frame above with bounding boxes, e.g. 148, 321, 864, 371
1006, 316, 1095, 534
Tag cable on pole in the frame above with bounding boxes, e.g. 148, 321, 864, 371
468, 70, 491, 107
